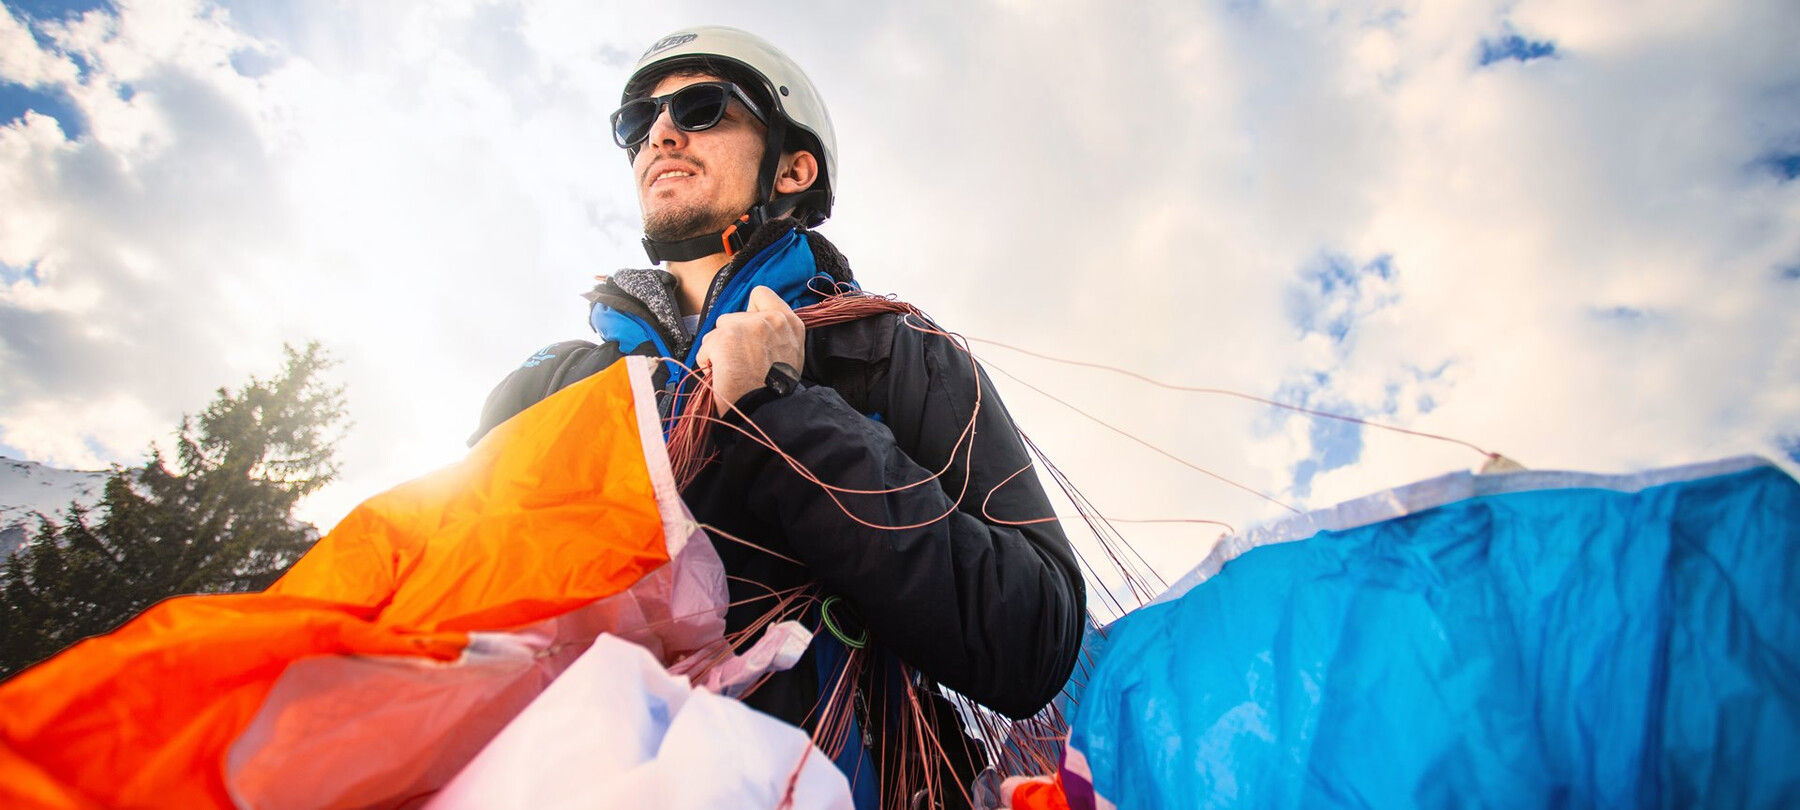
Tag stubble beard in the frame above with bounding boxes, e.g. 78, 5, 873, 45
642, 199, 737, 243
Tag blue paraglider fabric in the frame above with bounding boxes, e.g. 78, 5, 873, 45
1068, 457, 1800, 809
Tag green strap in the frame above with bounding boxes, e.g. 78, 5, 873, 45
820, 595, 868, 649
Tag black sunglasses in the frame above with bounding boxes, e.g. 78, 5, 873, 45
610, 81, 766, 150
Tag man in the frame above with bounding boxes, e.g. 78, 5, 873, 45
471, 27, 1085, 809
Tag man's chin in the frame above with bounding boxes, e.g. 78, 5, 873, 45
643, 211, 736, 243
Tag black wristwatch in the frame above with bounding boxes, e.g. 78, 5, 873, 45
764, 361, 800, 397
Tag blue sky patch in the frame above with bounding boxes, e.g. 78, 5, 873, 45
6, 0, 111, 21
1288, 252, 1397, 344
1777, 435, 1800, 467
1407, 362, 1451, 414
1310, 415, 1363, 471
0, 83, 85, 139
1778, 265, 1800, 281
1277, 251, 1406, 495
69, 50, 93, 82
1274, 373, 1330, 404
1270, 378, 1368, 499
1479, 33, 1558, 66
1, 261, 44, 285
1757, 152, 1800, 182
1292, 413, 1365, 498
1313, 255, 1357, 295
230, 49, 282, 79
9, 2, 105, 82
3, 0, 100, 140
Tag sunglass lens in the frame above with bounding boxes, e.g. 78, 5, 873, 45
612, 99, 656, 148
670, 84, 729, 131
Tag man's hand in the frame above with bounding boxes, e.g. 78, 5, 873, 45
695, 285, 806, 415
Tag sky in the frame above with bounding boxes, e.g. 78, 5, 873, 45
2, 0, 1797, 601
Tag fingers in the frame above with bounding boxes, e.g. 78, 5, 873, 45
746, 285, 787, 314
693, 337, 713, 372
693, 287, 807, 413
737, 287, 805, 359
697, 288, 793, 364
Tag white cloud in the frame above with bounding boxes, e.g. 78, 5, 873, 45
0, 5, 80, 88
1, 391, 163, 470
0, 0, 1795, 595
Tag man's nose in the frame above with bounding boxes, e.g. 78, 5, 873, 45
645, 103, 687, 150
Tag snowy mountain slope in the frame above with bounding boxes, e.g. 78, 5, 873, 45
1, 457, 109, 556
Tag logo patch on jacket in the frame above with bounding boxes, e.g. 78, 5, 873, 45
522, 348, 557, 368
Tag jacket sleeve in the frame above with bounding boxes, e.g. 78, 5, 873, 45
468, 340, 627, 446
722, 322, 1086, 719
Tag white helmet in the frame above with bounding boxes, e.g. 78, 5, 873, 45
623, 26, 837, 261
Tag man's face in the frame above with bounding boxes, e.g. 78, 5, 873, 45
633, 73, 767, 243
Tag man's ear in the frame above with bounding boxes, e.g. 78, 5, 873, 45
774, 150, 819, 195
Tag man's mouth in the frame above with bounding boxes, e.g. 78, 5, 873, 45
650, 167, 696, 186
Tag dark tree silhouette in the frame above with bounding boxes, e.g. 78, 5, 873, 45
1, 344, 346, 679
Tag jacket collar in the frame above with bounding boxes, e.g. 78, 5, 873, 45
585, 224, 856, 361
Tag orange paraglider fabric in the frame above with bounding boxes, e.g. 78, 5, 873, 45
0, 358, 686, 809
1006, 775, 1073, 810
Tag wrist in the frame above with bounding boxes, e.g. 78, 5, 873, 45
719, 362, 804, 422
764, 361, 800, 397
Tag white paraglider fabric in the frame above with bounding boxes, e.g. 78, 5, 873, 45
429, 633, 852, 810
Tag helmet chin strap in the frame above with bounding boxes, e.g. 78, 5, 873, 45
640, 112, 821, 264
640, 195, 785, 264
640, 224, 748, 264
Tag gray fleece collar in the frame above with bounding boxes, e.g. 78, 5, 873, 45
605, 267, 691, 357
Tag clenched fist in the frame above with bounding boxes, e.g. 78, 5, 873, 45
694, 285, 806, 415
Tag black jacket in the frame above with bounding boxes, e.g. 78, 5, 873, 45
471, 227, 1085, 802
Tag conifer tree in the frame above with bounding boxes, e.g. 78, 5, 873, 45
0, 344, 346, 679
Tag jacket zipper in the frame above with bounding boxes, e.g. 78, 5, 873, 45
686, 258, 743, 362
